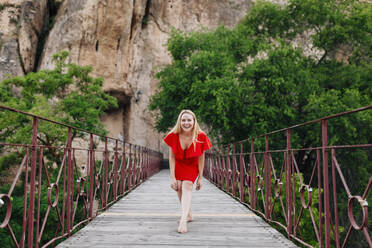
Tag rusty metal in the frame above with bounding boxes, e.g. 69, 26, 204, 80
205, 105, 372, 247
0, 105, 162, 247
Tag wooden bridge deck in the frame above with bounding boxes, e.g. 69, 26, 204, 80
57, 170, 297, 247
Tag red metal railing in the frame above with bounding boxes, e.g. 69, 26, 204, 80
0, 105, 162, 247
204, 105, 372, 248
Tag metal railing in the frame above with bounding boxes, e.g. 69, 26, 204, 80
0, 105, 162, 247
204, 105, 372, 248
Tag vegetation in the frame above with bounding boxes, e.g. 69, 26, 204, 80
150, 0, 372, 246
0, 50, 117, 247
0, 50, 117, 154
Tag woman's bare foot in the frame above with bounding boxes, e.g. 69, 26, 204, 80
187, 213, 193, 222
178, 213, 193, 223
178, 220, 188, 233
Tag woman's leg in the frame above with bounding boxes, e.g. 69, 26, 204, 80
176, 180, 193, 223
176, 180, 182, 202
178, 180, 193, 233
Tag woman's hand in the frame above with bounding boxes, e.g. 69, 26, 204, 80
196, 178, 202, 191
170, 177, 178, 191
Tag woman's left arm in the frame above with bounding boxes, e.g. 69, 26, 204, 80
196, 152, 205, 191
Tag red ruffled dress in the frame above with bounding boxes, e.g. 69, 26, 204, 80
164, 132, 212, 183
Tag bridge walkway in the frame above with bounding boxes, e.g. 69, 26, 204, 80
57, 170, 297, 248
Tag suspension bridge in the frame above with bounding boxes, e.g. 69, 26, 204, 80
0, 105, 371, 247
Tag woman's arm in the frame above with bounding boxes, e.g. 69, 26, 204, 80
169, 147, 177, 190
196, 152, 205, 190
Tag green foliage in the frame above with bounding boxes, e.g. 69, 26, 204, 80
0, 50, 117, 151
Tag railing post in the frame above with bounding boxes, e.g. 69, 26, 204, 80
121, 142, 126, 194
317, 149, 323, 248
143, 148, 147, 180
232, 144, 236, 196
212, 150, 219, 183
322, 119, 331, 247
104, 137, 108, 208
218, 150, 222, 188
140, 147, 144, 182
250, 138, 256, 209
226, 147, 231, 192
113, 139, 118, 200
239, 143, 244, 202
286, 129, 293, 236
28, 117, 38, 248
128, 144, 132, 190
264, 135, 271, 219
66, 127, 73, 236
89, 134, 94, 218
134, 145, 137, 186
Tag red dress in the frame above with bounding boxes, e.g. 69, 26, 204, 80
164, 132, 212, 183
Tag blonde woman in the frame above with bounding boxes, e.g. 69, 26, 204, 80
164, 110, 212, 233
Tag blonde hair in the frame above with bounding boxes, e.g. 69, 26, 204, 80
169, 109, 203, 147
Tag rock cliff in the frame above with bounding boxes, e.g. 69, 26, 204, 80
0, 0, 254, 152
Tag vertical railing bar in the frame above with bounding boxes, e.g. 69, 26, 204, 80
232, 144, 236, 196
128, 144, 132, 191
317, 149, 323, 248
20, 148, 30, 248
286, 129, 292, 236
134, 145, 137, 187
226, 147, 229, 192
61, 148, 67, 235
36, 147, 43, 248
331, 149, 340, 247
121, 142, 126, 194
218, 150, 222, 189
71, 148, 75, 227
89, 134, 94, 219
250, 138, 256, 209
322, 119, 331, 248
114, 140, 118, 200
28, 116, 38, 248
240, 143, 244, 202
292, 149, 296, 237
264, 135, 270, 219
104, 137, 108, 208
66, 127, 73, 236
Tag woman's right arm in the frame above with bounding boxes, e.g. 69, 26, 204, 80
169, 148, 177, 191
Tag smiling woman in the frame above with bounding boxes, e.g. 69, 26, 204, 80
163, 109, 212, 233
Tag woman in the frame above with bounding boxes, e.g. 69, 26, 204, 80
164, 110, 212, 233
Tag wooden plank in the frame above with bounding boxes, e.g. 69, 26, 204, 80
57, 170, 298, 247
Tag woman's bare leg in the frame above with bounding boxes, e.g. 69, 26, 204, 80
176, 180, 182, 202
176, 180, 193, 222
178, 180, 193, 233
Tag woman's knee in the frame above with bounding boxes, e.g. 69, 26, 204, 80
182, 181, 193, 191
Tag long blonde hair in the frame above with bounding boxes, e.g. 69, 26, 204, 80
169, 109, 203, 147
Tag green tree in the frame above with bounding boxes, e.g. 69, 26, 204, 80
0, 50, 117, 161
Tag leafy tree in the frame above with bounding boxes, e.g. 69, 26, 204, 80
150, 0, 372, 246
0, 50, 117, 162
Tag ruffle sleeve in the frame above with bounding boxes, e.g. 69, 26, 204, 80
164, 132, 178, 155
199, 132, 212, 152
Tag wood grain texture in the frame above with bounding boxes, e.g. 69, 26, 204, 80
57, 170, 298, 247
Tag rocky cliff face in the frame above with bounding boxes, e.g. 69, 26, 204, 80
0, 0, 48, 79
0, 0, 253, 152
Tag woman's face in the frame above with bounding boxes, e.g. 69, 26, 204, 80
180, 113, 194, 133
